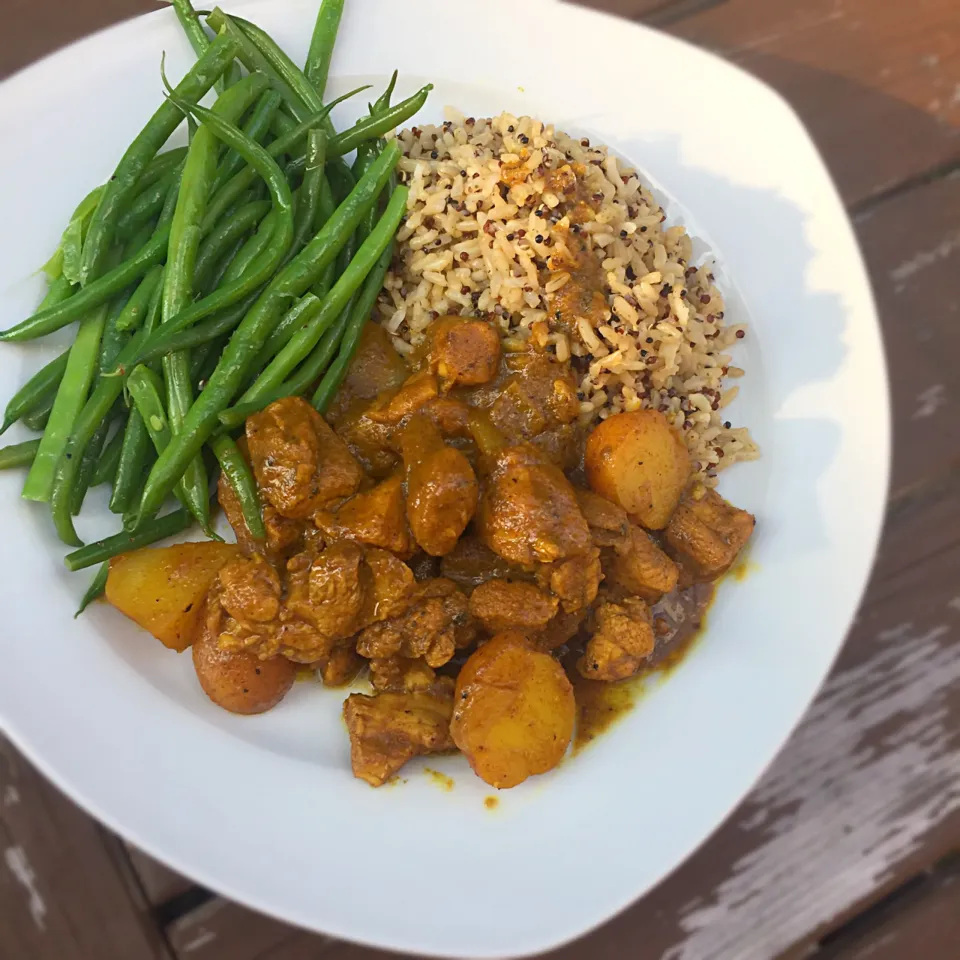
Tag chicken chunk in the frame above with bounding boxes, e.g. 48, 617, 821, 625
606, 524, 679, 603
477, 444, 592, 566
247, 396, 363, 519
217, 468, 260, 555
325, 323, 409, 423
428, 316, 501, 387
577, 597, 655, 681
315, 645, 364, 687
314, 473, 413, 557
368, 656, 437, 693
356, 578, 474, 668
537, 546, 603, 613
365, 370, 439, 425
575, 488, 630, 549
439, 536, 523, 591
534, 607, 587, 652
420, 396, 472, 438
218, 455, 304, 561
469, 579, 559, 634
665, 486, 755, 582
331, 402, 401, 478
487, 356, 580, 445
361, 546, 417, 623
285, 542, 367, 642
343, 679, 456, 786
218, 554, 281, 624
402, 415, 478, 557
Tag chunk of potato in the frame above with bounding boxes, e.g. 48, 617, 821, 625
106, 542, 240, 651
451, 631, 575, 789
193, 625, 296, 715
585, 410, 691, 530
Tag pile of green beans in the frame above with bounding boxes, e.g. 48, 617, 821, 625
0, 0, 423, 605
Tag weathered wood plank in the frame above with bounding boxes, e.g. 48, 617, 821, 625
0, 736, 171, 960
855, 173, 960, 496
0, 0, 154, 80
820, 859, 960, 960
666, 0, 960, 207
166, 897, 329, 960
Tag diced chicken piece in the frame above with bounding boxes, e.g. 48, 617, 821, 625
325, 323, 409, 423
469, 579, 559, 634
477, 444, 592, 566
440, 536, 522, 590
402, 415, 478, 557
665, 486, 755, 582
538, 546, 603, 613
314, 473, 413, 556
577, 598, 655, 681
534, 607, 587, 652
344, 679, 456, 786
428, 316, 501, 387
315, 645, 364, 687
369, 656, 437, 693
332, 402, 401, 478
247, 396, 363, 518
356, 578, 474, 668
218, 453, 305, 561
217, 468, 260, 555
487, 355, 580, 444
420, 396, 472, 438
362, 547, 417, 623
606, 524, 679, 603
575, 488, 630, 549
262, 505, 305, 560
285, 542, 367, 642
365, 371, 439, 425
218, 554, 281, 624
272, 619, 339, 664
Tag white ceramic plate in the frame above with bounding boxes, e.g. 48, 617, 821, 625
0, 0, 888, 956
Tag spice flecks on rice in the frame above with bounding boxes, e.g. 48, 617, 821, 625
376, 111, 758, 479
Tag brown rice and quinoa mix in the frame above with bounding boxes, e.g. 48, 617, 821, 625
375, 110, 758, 479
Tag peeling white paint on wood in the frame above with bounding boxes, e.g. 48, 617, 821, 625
913, 384, 947, 419
182, 928, 218, 953
890, 231, 960, 286
3, 785, 19, 807
4, 845, 47, 932
663, 606, 960, 960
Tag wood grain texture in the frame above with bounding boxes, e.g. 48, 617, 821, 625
666, 0, 960, 207
822, 859, 960, 960
0, 736, 170, 960
854, 174, 960, 496
0, 0, 155, 80
166, 897, 331, 960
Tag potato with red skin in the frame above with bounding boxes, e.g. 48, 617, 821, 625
451, 631, 575, 789
193, 624, 296, 715
585, 410, 691, 530
106, 542, 241, 651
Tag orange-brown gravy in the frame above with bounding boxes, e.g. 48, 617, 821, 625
570, 581, 714, 752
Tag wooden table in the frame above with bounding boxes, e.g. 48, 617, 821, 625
2, 1, 959, 957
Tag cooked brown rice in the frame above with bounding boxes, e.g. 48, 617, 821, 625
376, 110, 758, 479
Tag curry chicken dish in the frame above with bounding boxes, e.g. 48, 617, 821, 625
105, 316, 754, 789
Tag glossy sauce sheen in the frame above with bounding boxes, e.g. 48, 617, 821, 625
571, 582, 714, 751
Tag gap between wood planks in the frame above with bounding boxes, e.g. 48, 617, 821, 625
813, 852, 960, 959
